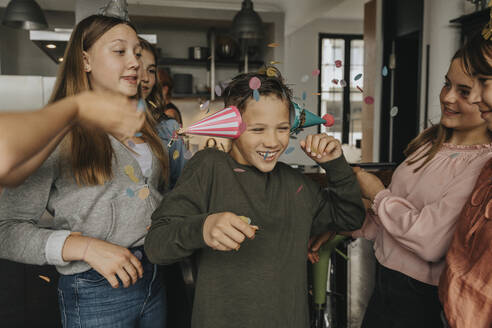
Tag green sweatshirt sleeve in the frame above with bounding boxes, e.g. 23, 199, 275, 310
145, 150, 210, 265
310, 155, 365, 235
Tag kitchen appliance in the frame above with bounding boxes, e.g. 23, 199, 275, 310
188, 46, 209, 60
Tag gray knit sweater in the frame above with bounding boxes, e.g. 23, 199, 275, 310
0, 137, 164, 275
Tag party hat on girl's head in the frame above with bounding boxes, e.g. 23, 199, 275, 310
290, 102, 335, 134
178, 106, 245, 139
99, 0, 129, 21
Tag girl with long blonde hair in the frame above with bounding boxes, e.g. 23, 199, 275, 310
0, 15, 168, 327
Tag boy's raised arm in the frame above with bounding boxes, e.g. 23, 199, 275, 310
311, 155, 365, 235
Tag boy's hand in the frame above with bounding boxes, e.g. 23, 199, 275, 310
203, 212, 258, 251
300, 134, 342, 163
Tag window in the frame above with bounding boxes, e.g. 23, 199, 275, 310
319, 34, 364, 146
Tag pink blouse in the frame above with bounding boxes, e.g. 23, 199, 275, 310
354, 142, 492, 285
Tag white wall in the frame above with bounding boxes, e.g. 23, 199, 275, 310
282, 17, 363, 165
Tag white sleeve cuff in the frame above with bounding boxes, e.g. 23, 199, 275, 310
45, 230, 71, 266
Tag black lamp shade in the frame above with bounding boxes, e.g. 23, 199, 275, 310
231, 0, 264, 41
2, 0, 48, 30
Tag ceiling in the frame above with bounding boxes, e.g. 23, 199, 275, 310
0, 0, 365, 35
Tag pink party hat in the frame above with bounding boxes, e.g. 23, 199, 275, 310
179, 106, 245, 139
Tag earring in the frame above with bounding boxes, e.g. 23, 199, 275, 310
84, 65, 90, 72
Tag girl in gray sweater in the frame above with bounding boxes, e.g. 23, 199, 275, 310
0, 15, 169, 328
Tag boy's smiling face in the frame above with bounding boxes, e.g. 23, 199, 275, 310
230, 94, 290, 173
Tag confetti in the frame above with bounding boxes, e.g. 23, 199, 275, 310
296, 185, 303, 194
269, 61, 281, 65
184, 150, 193, 160
357, 86, 364, 93
138, 187, 150, 200
382, 66, 389, 77
239, 121, 247, 134
127, 140, 136, 148
390, 106, 399, 117
332, 79, 339, 85
335, 60, 342, 68
133, 250, 143, 260
135, 132, 143, 137
312, 92, 321, 96
38, 275, 50, 283
339, 80, 347, 87
233, 168, 246, 173
449, 153, 460, 159
312, 69, 320, 76
126, 188, 135, 197
215, 85, 222, 97
354, 73, 363, 81
302, 91, 307, 101
249, 77, 261, 90
266, 67, 277, 77
238, 216, 251, 224
301, 75, 309, 83
137, 99, 146, 113
124, 165, 139, 183
173, 150, 180, 160
253, 89, 260, 101
285, 146, 295, 154
268, 42, 280, 48
364, 96, 374, 105
263, 151, 269, 160
200, 100, 210, 111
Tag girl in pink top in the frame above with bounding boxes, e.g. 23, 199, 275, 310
353, 50, 492, 327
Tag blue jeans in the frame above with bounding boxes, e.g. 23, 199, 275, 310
57, 246, 166, 328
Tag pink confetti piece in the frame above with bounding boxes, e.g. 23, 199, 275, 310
357, 86, 364, 93
331, 79, 339, 85
339, 79, 347, 87
239, 121, 247, 134
364, 96, 374, 105
249, 77, 261, 90
312, 69, 320, 76
233, 168, 246, 173
335, 60, 342, 68
296, 185, 303, 194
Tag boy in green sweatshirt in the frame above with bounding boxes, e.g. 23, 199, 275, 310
145, 68, 365, 328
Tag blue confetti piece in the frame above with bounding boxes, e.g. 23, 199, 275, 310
302, 91, 307, 101
449, 153, 460, 159
382, 66, 389, 77
285, 147, 295, 154
135, 132, 143, 137
253, 89, 260, 102
126, 188, 135, 198
354, 73, 363, 81
263, 151, 269, 160
137, 99, 146, 112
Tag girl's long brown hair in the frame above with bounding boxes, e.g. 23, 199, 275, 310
404, 49, 465, 172
50, 15, 168, 186
139, 38, 168, 123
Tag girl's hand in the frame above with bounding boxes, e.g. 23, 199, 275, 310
203, 212, 258, 251
308, 231, 336, 264
74, 91, 145, 141
62, 235, 143, 288
300, 134, 342, 163
354, 169, 385, 201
